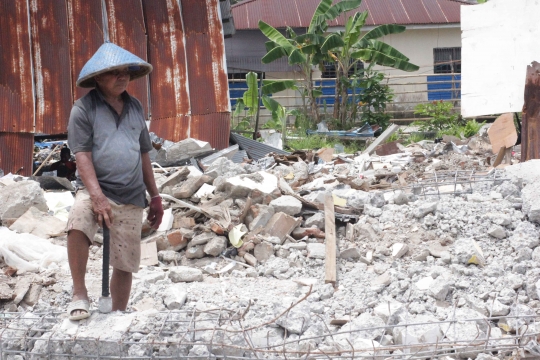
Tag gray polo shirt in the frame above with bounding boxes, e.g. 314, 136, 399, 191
67, 88, 153, 208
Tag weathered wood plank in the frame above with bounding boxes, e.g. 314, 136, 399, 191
324, 193, 336, 284
522, 61, 540, 162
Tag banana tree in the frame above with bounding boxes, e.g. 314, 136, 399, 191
231, 72, 260, 132
323, 10, 419, 125
258, 0, 361, 125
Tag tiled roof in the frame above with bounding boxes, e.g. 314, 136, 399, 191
232, 0, 470, 30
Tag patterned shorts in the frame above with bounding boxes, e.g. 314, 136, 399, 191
67, 188, 144, 273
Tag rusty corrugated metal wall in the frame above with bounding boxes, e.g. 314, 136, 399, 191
0, 0, 230, 176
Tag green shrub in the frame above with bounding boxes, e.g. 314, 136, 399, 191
413, 100, 458, 133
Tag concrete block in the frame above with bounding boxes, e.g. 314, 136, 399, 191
306, 243, 325, 259
413, 202, 438, 218
429, 278, 450, 301
185, 245, 205, 259
269, 195, 302, 216
0, 181, 48, 221
392, 243, 409, 259
254, 242, 274, 262
339, 247, 361, 260
168, 266, 203, 282
264, 212, 301, 243
218, 171, 278, 198
9, 206, 66, 238
488, 225, 506, 239
243, 253, 258, 267
248, 205, 274, 231
203, 236, 227, 257
172, 175, 213, 199
163, 284, 188, 310
305, 212, 325, 230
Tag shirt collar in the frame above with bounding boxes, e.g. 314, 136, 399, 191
94, 87, 131, 105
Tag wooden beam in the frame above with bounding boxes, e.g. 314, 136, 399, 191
324, 192, 336, 284
522, 61, 540, 162
363, 124, 400, 155
492, 146, 506, 168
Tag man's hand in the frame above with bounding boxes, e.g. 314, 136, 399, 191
148, 196, 164, 229
91, 192, 114, 228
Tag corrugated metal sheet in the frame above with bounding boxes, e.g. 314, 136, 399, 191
182, 0, 229, 115
142, 0, 191, 119
1, 0, 232, 172
0, 132, 34, 176
66, 0, 105, 101
105, 0, 150, 118
232, 0, 469, 30
30, 0, 73, 135
150, 113, 230, 149
0, 1, 34, 133
189, 113, 230, 149
230, 132, 289, 161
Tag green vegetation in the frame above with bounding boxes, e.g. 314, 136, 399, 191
413, 100, 459, 133
356, 65, 394, 129
286, 134, 364, 154
257, 0, 418, 130
437, 119, 484, 139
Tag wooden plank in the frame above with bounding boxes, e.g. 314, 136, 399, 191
492, 147, 506, 168
487, 113, 517, 153
140, 241, 159, 266
324, 193, 336, 284
363, 124, 400, 155
522, 61, 540, 162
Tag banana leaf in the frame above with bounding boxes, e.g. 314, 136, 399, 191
262, 80, 297, 95
242, 72, 259, 115
351, 49, 419, 72
321, 33, 345, 52
262, 46, 288, 64
360, 24, 406, 42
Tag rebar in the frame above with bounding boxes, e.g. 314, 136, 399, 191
0, 306, 538, 359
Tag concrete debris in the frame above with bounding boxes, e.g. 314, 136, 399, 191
6, 131, 540, 358
0, 180, 48, 222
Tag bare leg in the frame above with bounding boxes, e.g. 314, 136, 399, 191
110, 268, 132, 311
67, 230, 91, 317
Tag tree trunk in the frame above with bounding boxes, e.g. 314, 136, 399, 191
333, 66, 341, 119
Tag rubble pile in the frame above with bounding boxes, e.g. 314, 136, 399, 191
2, 128, 540, 359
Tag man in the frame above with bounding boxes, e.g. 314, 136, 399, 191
66, 42, 164, 321
49, 146, 77, 180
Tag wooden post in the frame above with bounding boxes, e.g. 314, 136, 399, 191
324, 193, 336, 284
521, 61, 540, 162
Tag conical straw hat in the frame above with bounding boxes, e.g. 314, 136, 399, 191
76, 42, 152, 88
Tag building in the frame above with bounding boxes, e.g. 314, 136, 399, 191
226, 0, 470, 119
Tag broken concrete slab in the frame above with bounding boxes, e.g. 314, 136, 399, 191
29, 176, 74, 191
218, 171, 278, 199
172, 175, 213, 199
156, 167, 190, 192
163, 284, 188, 310
304, 212, 325, 230
154, 138, 213, 167
203, 236, 227, 257
9, 207, 66, 238
248, 205, 275, 231
269, 196, 302, 216
264, 212, 301, 243
168, 266, 203, 282
0, 180, 48, 222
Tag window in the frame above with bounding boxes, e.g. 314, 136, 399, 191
321, 61, 363, 78
434, 47, 461, 74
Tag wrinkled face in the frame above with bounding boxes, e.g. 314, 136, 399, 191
94, 67, 130, 96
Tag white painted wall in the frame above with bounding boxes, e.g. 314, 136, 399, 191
461, 0, 540, 117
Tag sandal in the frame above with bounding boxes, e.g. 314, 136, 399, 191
67, 299, 91, 321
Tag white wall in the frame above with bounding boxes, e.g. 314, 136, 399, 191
461, 0, 540, 117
